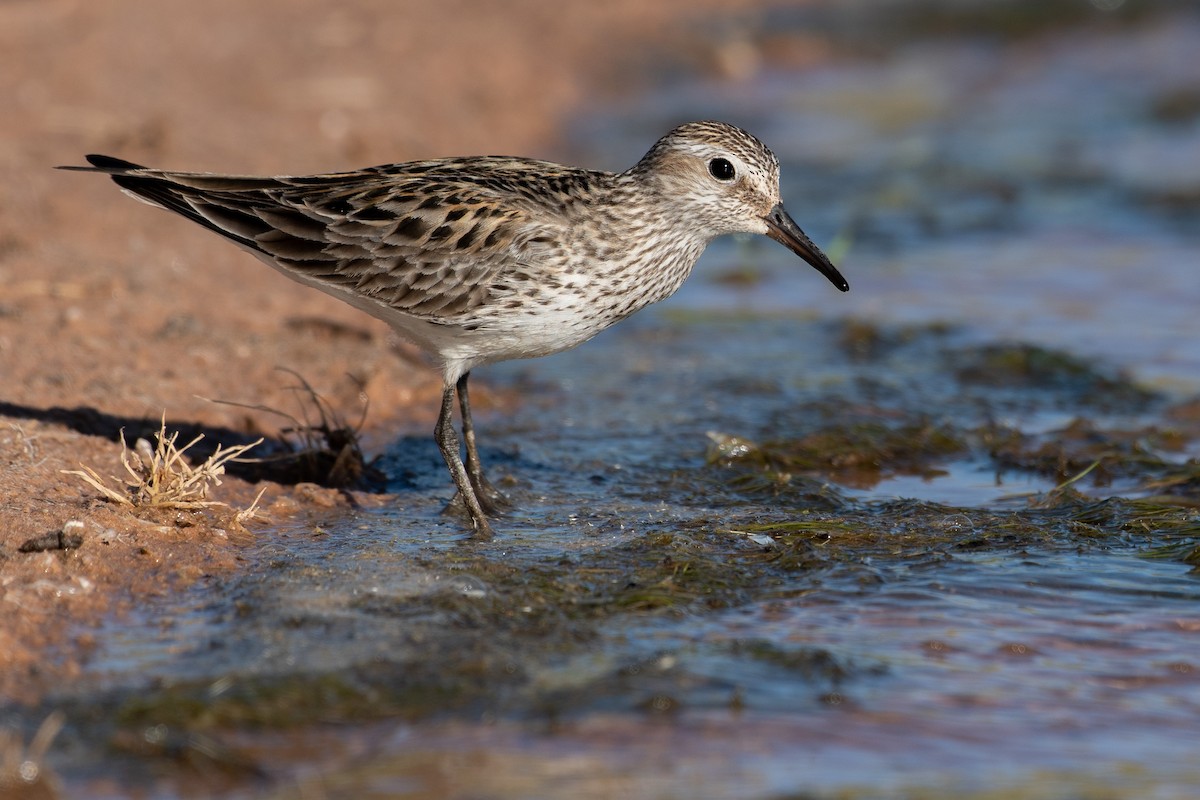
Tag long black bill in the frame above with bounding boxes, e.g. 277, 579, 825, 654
763, 203, 849, 292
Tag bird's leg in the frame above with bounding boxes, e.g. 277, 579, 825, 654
456, 372, 511, 512
435, 382, 491, 536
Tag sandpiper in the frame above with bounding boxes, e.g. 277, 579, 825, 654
62, 121, 848, 535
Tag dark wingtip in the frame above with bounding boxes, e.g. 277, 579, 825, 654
85, 154, 146, 170
56, 154, 147, 173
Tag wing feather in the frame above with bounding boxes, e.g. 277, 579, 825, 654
72, 156, 589, 322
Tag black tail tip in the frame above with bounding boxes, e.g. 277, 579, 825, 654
84, 154, 146, 171
57, 154, 148, 173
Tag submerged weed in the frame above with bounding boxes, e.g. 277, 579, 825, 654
982, 416, 1200, 500
952, 342, 1157, 410
734, 495, 1200, 569
707, 419, 965, 488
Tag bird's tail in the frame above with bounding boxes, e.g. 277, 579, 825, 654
56, 154, 148, 173
56, 155, 267, 252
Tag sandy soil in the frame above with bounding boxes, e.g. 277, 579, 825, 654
0, 0, 819, 703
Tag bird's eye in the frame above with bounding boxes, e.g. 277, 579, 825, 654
708, 157, 736, 181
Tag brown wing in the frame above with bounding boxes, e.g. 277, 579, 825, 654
75, 155, 570, 319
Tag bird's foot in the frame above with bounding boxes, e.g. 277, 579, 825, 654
442, 483, 511, 537
441, 495, 494, 537
470, 476, 512, 514
445, 482, 510, 520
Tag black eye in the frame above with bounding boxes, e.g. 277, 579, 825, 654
708, 157, 736, 181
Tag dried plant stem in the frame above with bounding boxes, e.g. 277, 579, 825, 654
63, 415, 262, 510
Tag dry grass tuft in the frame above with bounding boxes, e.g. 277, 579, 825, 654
63, 415, 263, 510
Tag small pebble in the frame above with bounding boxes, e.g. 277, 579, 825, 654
18, 520, 85, 553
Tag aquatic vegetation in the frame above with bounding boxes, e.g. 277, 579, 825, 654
952, 343, 1157, 410
708, 420, 966, 488
984, 417, 1188, 486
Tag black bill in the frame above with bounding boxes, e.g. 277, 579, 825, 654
763, 203, 849, 292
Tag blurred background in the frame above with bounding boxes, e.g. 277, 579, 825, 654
3, 1, 1199, 798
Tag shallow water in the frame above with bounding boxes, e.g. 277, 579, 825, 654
577, 3, 1200, 389
30, 3, 1200, 798
52, 318, 1200, 799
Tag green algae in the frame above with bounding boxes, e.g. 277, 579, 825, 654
952, 343, 1158, 410
707, 420, 966, 486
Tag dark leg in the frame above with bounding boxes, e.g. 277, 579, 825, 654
457, 372, 510, 513
435, 381, 491, 536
